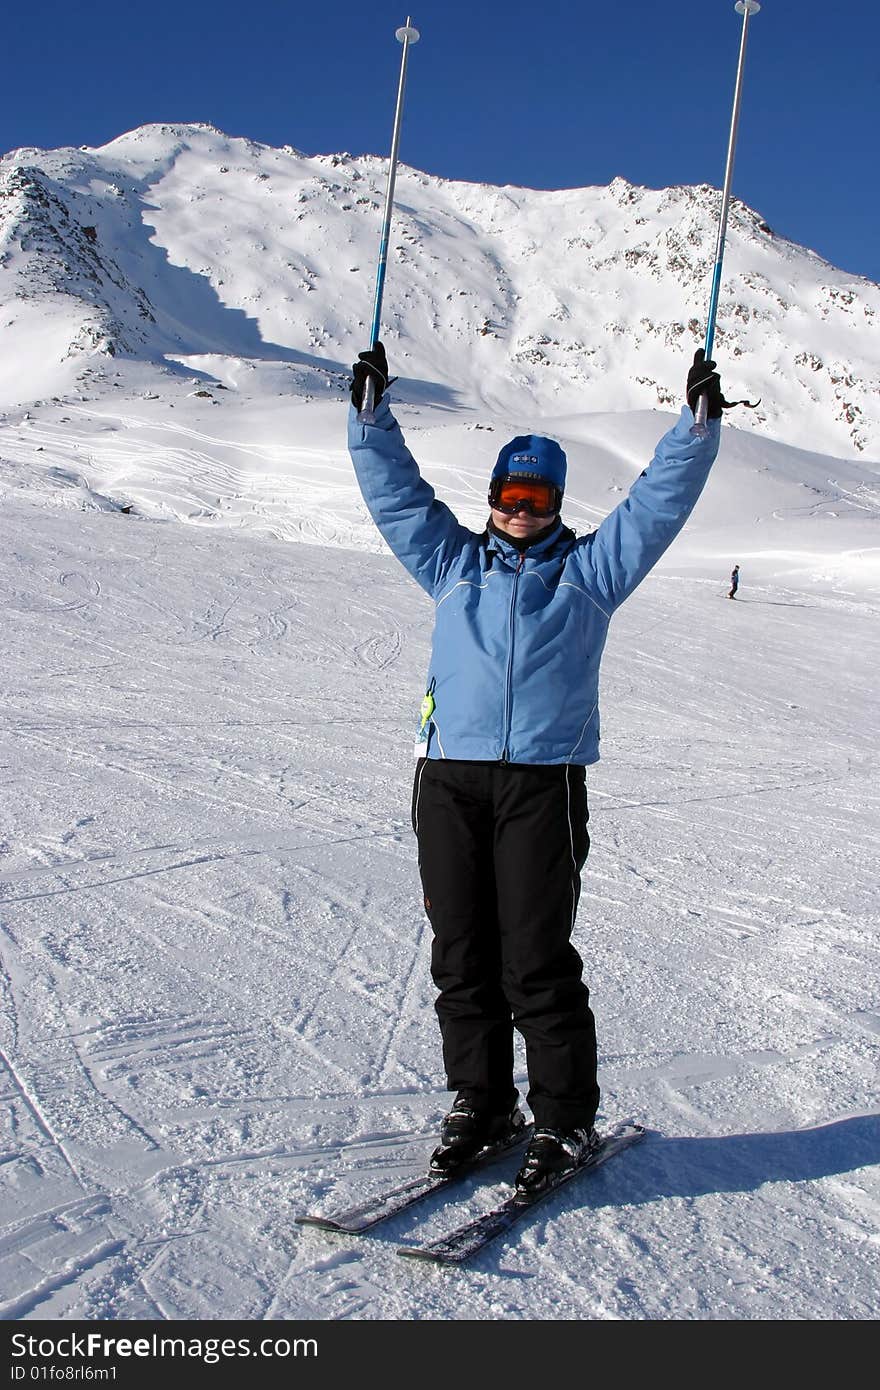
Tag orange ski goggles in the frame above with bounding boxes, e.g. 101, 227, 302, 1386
488, 476, 562, 517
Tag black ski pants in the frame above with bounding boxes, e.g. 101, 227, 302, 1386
411, 758, 599, 1132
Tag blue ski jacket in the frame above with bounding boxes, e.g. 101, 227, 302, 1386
349, 400, 720, 765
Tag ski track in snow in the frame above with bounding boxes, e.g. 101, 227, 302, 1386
1, 443, 879, 1320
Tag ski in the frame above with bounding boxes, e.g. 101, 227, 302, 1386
296, 1124, 533, 1235
396, 1120, 646, 1265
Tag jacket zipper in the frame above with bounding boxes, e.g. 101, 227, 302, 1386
501, 553, 525, 761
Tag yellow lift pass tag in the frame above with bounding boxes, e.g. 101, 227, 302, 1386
414, 689, 435, 757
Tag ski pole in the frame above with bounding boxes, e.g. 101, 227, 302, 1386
692, 0, 761, 437
360, 16, 420, 423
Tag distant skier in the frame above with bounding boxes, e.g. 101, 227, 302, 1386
347, 345, 725, 1195
729, 563, 740, 599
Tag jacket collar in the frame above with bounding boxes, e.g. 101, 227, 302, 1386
486, 517, 573, 562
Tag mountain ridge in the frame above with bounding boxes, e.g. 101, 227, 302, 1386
0, 122, 878, 460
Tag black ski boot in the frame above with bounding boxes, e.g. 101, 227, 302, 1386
514, 1126, 599, 1197
430, 1097, 526, 1174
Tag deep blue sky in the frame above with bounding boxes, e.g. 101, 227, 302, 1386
4, 1, 877, 284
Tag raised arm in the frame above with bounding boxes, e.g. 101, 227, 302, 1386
579, 405, 721, 611
348, 396, 472, 600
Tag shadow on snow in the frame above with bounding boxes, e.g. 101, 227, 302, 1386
615, 1113, 880, 1205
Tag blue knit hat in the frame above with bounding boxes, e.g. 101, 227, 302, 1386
491, 435, 567, 492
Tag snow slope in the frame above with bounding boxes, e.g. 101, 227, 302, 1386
0, 124, 878, 1322
1, 397, 878, 1320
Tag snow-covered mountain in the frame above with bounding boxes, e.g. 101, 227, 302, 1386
1, 122, 878, 459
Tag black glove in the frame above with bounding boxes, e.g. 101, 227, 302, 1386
686, 348, 724, 419
686, 348, 760, 418
350, 342, 394, 411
